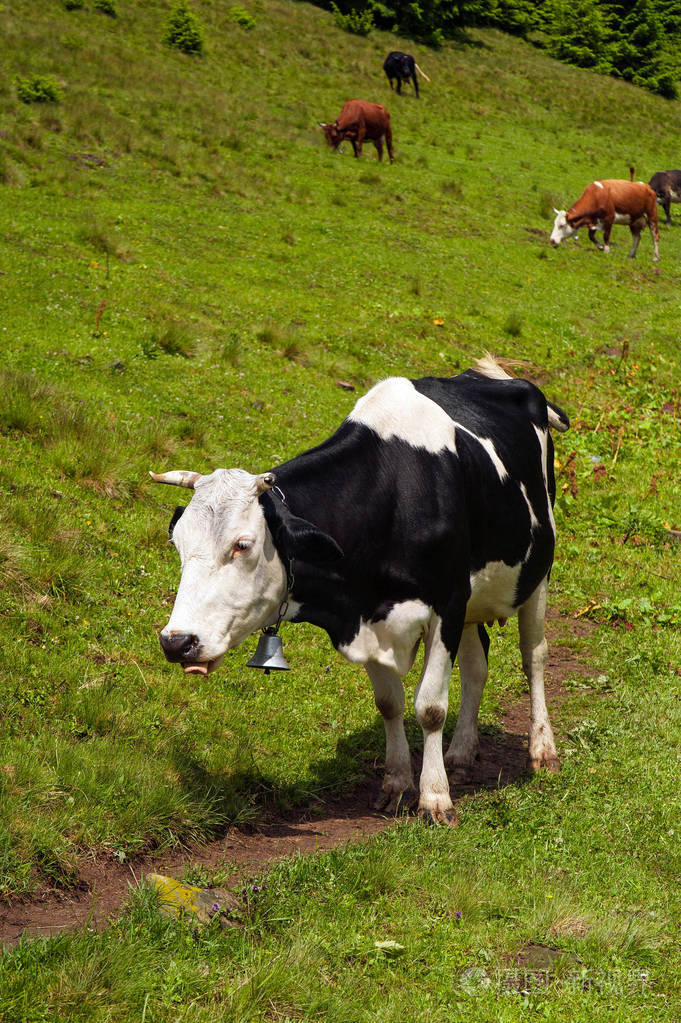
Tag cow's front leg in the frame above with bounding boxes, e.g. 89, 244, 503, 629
663, 198, 671, 226
374, 136, 384, 161
601, 218, 614, 253
414, 616, 457, 824
518, 576, 560, 772
365, 662, 416, 813
587, 226, 603, 251
628, 225, 642, 258
354, 127, 365, 159
445, 624, 489, 780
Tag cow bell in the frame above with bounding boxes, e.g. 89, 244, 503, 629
246, 627, 290, 674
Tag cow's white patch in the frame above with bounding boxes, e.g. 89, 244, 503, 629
453, 423, 508, 481
533, 424, 556, 535
162, 469, 288, 660
670, 188, 681, 201
594, 180, 604, 189
339, 599, 431, 675
349, 377, 456, 453
519, 481, 539, 530
465, 560, 523, 623
613, 212, 632, 225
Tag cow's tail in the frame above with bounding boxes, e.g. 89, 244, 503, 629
414, 63, 430, 82
474, 353, 570, 432
547, 401, 570, 432
630, 165, 635, 181
474, 352, 514, 381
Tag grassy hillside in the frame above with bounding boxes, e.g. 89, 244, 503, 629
1, 0, 681, 1017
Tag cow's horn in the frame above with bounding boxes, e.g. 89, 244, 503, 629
149, 470, 202, 489
318, 121, 327, 127
256, 471, 276, 494
553, 207, 561, 215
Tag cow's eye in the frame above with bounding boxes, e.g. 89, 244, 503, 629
233, 538, 253, 555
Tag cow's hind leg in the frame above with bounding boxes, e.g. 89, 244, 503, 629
385, 124, 394, 164
414, 615, 457, 824
518, 576, 560, 772
628, 226, 642, 258
374, 136, 384, 161
445, 624, 489, 780
366, 662, 416, 813
649, 217, 660, 261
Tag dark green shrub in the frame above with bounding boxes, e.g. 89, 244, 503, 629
330, 2, 374, 35
15, 75, 62, 104
164, 1, 205, 55
229, 5, 257, 28
62, 0, 85, 9
94, 0, 117, 15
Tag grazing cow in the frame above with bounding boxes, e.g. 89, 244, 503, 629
152, 357, 569, 824
550, 179, 659, 260
319, 100, 394, 163
383, 51, 430, 98
648, 170, 681, 226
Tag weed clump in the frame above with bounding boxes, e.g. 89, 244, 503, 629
503, 312, 523, 337
164, 1, 204, 55
15, 75, 62, 105
229, 6, 256, 29
62, 0, 85, 9
219, 332, 242, 365
94, 0, 117, 15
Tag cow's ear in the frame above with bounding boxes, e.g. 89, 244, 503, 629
169, 505, 185, 540
262, 496, 343, 564
280, 512, 344, 563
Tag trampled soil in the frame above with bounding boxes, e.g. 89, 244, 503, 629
0, 612, 594, 946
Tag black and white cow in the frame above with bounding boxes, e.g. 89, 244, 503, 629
383, 51, 430, 98
152, 357, 569, 824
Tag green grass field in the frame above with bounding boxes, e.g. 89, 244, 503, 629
1, 0, 681, 1017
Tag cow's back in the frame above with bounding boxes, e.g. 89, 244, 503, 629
337, 99, 389, 133
598, 179, 656, 211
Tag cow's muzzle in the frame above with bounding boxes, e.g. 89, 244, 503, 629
160, 631, 200, 663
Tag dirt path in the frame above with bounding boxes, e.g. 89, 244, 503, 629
0, 613, 593, 946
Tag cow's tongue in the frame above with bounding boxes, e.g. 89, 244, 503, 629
183, 663, 209, 675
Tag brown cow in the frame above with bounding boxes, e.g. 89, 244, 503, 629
550, 179, 659, 261
319, 100, 394, 163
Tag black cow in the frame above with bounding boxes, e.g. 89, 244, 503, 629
153, 357, 569, 824
648, 170, 681, 226
383, 51, 429, 98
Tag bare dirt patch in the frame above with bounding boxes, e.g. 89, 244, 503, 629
0, 612, 593, 946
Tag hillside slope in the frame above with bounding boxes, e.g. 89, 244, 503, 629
0, 0, 680, 898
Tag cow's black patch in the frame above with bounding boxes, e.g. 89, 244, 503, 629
259, 372, 568, 660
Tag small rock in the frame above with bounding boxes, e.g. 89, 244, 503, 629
147, 873, 240, 927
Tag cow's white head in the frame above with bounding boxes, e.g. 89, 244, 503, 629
152, 467, 342, 674
549, 208, 575, 247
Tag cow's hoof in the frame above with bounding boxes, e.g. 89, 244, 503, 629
418, 806, 457, 827
372, 787, 417, 815
529, 755, 561, 773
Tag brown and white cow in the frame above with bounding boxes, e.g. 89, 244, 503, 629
550, 179, 659, 261
648, 170, 681, 226
319, 100, 394, 163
